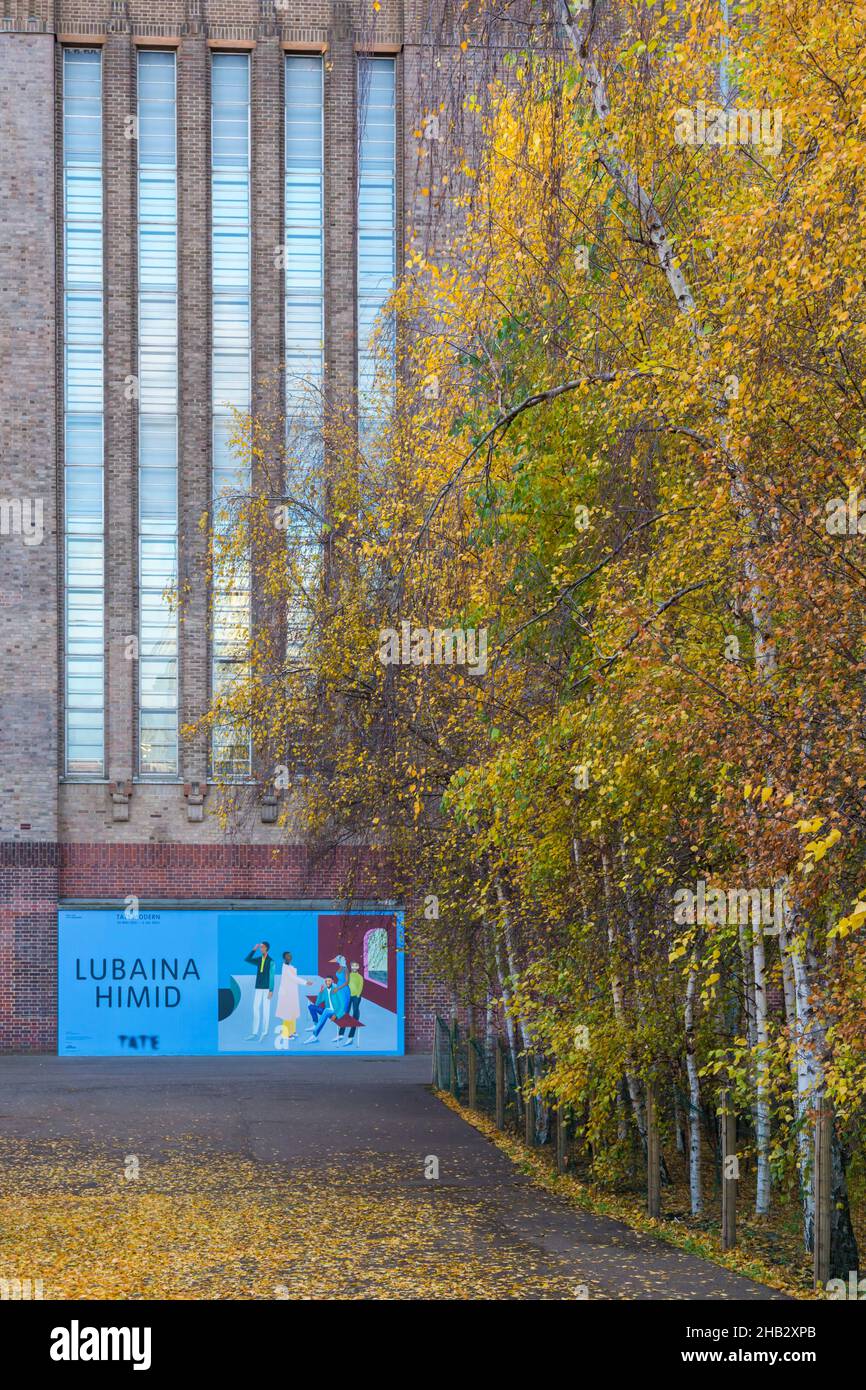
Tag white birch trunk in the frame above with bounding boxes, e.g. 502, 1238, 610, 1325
751, 923, 772, 1215
492, 920, 522, 1118
777, 899, 810, 1194
495, 878, 527, 1120
601, 846, 647, 1143
559, 0, 776, 668
558, 0, 859, 1269
783, 899, 858, 1273
779, 930, 797, 1029
785, 897, 823, 1245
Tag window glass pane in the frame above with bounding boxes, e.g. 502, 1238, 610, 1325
357, 57, 396, 424
211, 53, 250, 167
285, 55, 323, 424
63, 50, 102, 164
65, 466, 103, 531
137, 50, 178, 774
67, 707, 105, 775
211, 53, 251, 778
140, 711, 178, 776
284, 52, 324, 595
63, 50, 104, 775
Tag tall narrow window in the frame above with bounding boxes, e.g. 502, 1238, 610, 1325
284, 54, 324, 468
284, 55, 324, 660
357, 55, 396, 440
63, 48, 105, 776
137, 50, 178, 776
211, 52, 251, 779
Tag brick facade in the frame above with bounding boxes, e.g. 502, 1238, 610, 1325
0, 835, 453, 1052
49, 841, 444, 1051
0, 31, 59, 840
0, 844, 60, 1051
0, 0, 472, 1055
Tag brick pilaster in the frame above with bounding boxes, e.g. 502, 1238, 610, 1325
104, 18, 138, 789
177, 26, 211, 788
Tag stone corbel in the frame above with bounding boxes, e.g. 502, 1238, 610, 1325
108, 780, 133, 822
183, 781, 207, 823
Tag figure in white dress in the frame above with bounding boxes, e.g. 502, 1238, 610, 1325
274, 951, 314, 1049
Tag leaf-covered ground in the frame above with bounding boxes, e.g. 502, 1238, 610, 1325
0, 1137, 592, 1300
0, 1057, 792, 1301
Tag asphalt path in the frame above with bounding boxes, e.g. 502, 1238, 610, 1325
0, 1055, 788, 1300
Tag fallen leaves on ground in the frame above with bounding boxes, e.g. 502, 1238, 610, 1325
0, 1137, 591, 1300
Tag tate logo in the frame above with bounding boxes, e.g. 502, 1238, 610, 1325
118, 1034, 159, 1051
49, 1321, 152, 1371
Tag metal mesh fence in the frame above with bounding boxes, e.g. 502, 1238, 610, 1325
434, 1018, 735, 1170
434, 1016, 745, 1228
432, 1016, 543, 1138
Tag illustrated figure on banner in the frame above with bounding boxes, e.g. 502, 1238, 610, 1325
273, 951, 314, 1048
244, 942, 275, 1041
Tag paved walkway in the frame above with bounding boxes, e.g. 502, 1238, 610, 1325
0, 1055, 787, 1300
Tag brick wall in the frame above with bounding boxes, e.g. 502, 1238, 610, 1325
0, 844, 60, 1050
1, 838, 445, 1050
0, 32, 59, 842
0, 1, 486, 1056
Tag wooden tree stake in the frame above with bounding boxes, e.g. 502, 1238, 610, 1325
647, 1084, 661, 1218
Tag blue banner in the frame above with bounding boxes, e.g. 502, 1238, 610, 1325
58, 908, 404, 1057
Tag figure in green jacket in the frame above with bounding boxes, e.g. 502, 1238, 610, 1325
244, 942, 275, 1042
